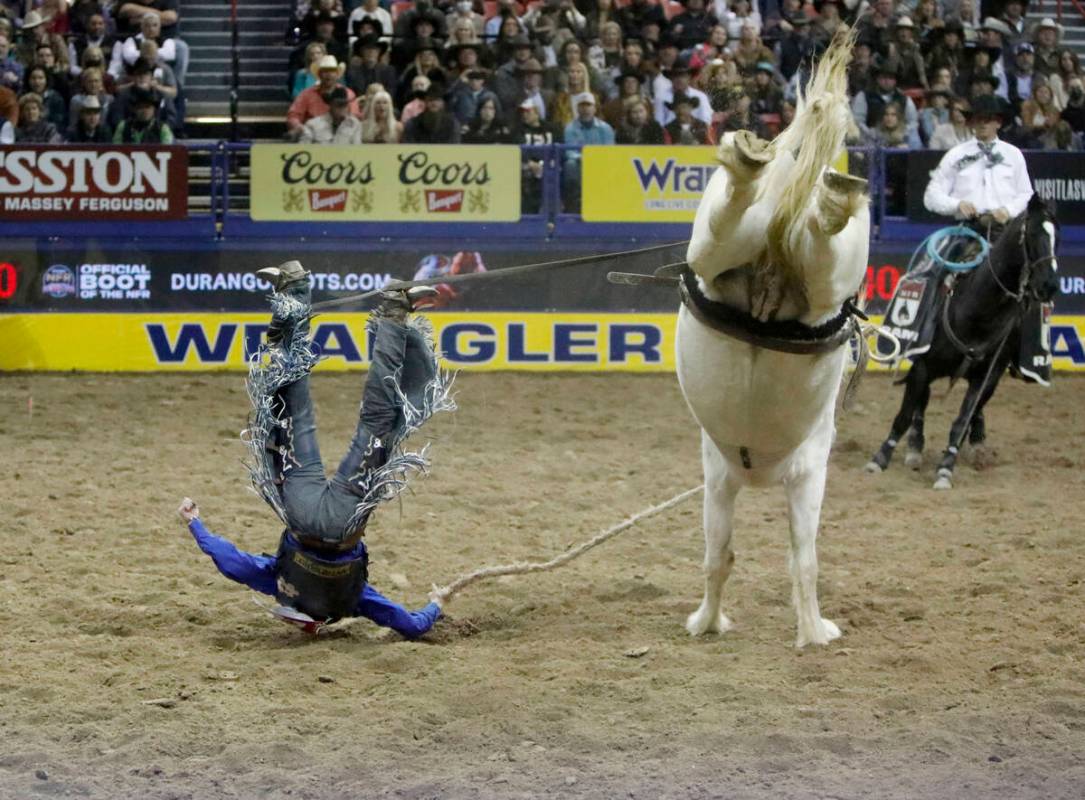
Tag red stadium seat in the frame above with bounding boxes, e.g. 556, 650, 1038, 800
392, 0, 412, 22
903, 87, 925, 110
665, 1, 683, 19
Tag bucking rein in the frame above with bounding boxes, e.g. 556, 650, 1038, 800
275, 242, 899, 632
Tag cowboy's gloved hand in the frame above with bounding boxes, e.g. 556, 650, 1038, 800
177, 497, 200, 524
992, 207, 1010, 224
958, 201, 978, 219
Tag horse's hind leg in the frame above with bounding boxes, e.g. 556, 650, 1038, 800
905, 380, 932, 470
686, 433, 741, 637
785, 440, 840, 648
866, 360, 929, 473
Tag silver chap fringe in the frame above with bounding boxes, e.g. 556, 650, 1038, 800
242, 293, 321, 524
242, 298, 457, 536
343, 314, 457, 537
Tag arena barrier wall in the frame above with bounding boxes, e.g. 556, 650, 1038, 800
3, 311, 1085, 373
3, 241, 1085, 372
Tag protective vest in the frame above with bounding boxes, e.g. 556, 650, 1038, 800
274, 531, 368, 622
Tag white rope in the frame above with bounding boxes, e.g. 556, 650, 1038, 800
435, 484, 705, 600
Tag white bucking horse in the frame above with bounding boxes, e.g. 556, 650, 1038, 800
677, 28, 869, 647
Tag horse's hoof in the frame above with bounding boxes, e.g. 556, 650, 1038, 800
933, 470, 953, 490
732, 130, 773, 166
863, 460, 883, 474
823, 169, 868, 195
796, 618, 842, 648
686, 606, 733, 637
905, 451, 922, 470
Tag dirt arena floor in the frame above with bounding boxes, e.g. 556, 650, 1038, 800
1, 369, 1083, 800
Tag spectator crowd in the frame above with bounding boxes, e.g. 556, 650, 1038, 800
0, 0, 188, 144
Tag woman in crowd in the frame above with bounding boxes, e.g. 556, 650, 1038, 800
400, 74, 429, 123
396, 39, 446, 110
68, 65, 111, 122
15, 92, 62, 142
492, 15, 526, 65
462, 95, 512, 143
616, 96, 664, 144
731, 23, 774, 78
556, 39, 602, 95
23, 64, 67, 128
551, 61, 598, 129
867, 101, 921, 149
588, 21, 624, 74
688, 25, 730, 73
292, 41, 326, 98
1048, 49, 1083, 109
911, 0, 942, 41
1019, 81, 1073, 150
929, 96, 971, 149
601, 68, 644, 128
361, 88, 402, 143
78, 45, 114, 92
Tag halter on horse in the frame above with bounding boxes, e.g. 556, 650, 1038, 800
865, 194, 1059, 489
677, 27, 869, 648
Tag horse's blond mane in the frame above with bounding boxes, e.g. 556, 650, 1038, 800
764, 26, 857, 294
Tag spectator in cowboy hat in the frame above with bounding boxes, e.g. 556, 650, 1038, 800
347, 0, 391, 48
113, 84, 172, 142
615, 0, 666, 42
395, 36, 447, 109
513, 57, 551, 125
16, 10, 54, 66
851, 56, 920, 142
447, 65, 498, 126
347, 34, 395, 98
286, 54, 359, 140
663, 91, 708, 144
299, 85, 362, 144
669, 0, 718, 52
288, 13, 348, 81
654, 63, 711, 127
108, 59, 176, 130
853, 0, 895, 59
601, 67, 644, 128
888, 15, 928, 90
977, 17, 1011, 78
66, 92, 111, 141
926, 18, 968, 79
446, 40, 484, 79
998, 0, 1027, 42
403, 82, 461, 143
1030, 17, 1063, 77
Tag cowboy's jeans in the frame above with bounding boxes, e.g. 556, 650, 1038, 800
274, 320, 436, 545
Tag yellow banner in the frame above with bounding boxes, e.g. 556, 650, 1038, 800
3, 312, 1085, 373
249, 145, 521, 222
581, 146, 849, 222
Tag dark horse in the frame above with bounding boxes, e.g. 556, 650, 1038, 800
865, 193, 1060, 489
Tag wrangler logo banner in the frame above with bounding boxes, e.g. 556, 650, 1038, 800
249, 145, 521, 222
4, 312, 1085, 373
581, 146, 850, 223
0, 145, 188, 220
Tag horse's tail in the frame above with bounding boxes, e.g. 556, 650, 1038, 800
766, 25, 857, 284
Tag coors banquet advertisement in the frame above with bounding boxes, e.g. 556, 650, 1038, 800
248, 144, 521, 222
0, 145, 189, 220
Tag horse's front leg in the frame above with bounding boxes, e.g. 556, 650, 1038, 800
686, 433, 741, 637
934, 369, 1001, 489
784, 454, 840, 648
905, 380, 932, 470
866, 360, 929, 473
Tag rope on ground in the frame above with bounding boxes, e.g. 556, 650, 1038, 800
435, 484, 705, 600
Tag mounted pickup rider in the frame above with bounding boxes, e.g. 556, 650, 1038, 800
880, 94, 1051, 383
177, 261, 455, 636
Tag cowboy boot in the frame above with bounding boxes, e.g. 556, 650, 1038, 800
370, 286, 439, 326
258, 261, 312, 345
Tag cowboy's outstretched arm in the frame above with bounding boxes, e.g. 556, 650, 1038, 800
354, 583, 442, 640
178, 498, 277, 596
